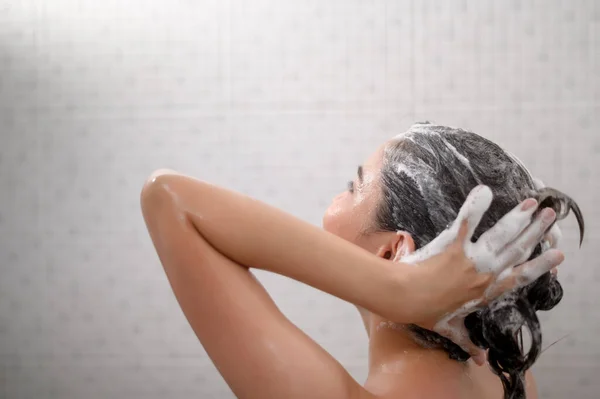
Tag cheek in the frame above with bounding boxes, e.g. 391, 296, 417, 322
323, 195, 369, 243
323, 196, 351, 236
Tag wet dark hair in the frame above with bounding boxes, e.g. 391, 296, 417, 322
372, 123, 584, 399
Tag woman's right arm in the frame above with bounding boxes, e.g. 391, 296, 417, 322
145, 171, 563, 335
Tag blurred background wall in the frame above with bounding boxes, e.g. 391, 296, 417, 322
0, 1, 598, 398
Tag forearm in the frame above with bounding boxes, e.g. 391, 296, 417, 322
143, 170, 404, 314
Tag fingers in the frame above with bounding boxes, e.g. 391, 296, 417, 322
405, 186, 493, 265
545, 223, 563, 249
477, 198, 539, 254
455, 219, 470, 246
513, 249, 565, 288
496, 208, 557, 268
541, 223, 562, 253
483, 268, 515, 300
453, 185, 493, 244
530, 178, 568, 248
488, 249, 564, 297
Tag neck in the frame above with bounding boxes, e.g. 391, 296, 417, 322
364, 316, 489, 399
366, 314, 454, 372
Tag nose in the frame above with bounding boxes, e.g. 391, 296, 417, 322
333, 191, 345, 201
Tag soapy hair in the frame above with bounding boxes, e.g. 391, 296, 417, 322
372, 123, 585, 399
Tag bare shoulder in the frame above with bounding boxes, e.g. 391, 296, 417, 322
364, 354, 539, 399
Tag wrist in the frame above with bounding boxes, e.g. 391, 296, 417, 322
372, 260, 414, 324
388, 262, 440, 329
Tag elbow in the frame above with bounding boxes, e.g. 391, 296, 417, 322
140, 169, 180, 209
141, 168, 179, 194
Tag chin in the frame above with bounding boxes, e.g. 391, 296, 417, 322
322, 223, 339, 237
321, 213, 336, 233
321, 216, 330, 231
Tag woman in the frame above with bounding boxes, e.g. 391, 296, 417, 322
140, 122, 582, 399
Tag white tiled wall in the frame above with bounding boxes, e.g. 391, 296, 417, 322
0, 1, 598, 398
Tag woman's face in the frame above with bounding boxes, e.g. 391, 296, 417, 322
322, 142, 388, 251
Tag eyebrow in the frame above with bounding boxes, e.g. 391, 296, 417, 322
357, 165, 363, 183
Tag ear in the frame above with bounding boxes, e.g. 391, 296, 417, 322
375, 231, 416, 262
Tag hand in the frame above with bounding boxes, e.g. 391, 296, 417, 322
532, 178, 563, 258
393, 185, 564, 365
